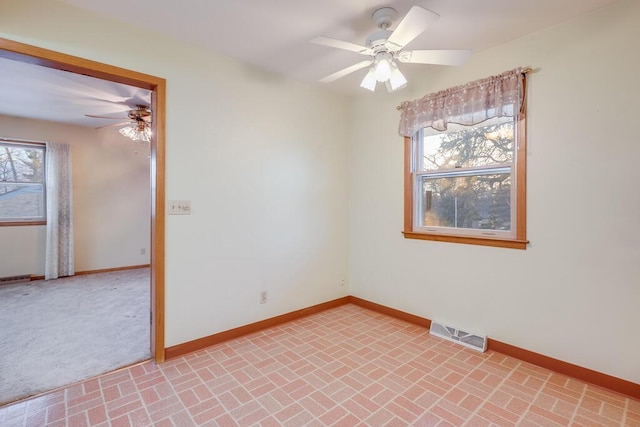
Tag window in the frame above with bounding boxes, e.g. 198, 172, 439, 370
0, 141, 46, 224
400, 68, 529, 249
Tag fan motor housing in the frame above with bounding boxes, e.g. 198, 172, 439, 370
128, 105, 151, 120
366, 7, 397, 52
366, 29, 393, 52
372, 7, 396, 29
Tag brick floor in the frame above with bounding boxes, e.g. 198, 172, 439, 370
1, 304, 638, 426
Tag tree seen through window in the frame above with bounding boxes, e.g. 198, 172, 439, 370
0, 143, 46, 221
418, 119, 514, 232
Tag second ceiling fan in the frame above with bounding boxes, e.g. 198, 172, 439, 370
311, 6, 471, 92
86, 105, 152, 142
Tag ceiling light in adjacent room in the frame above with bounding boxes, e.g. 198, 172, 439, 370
119, 119, 151, 143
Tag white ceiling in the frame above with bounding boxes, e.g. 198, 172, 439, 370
0, 0, 617, 126
0, 57, 151, 128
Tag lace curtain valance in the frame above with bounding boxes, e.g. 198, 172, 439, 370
398, 67, 527, 137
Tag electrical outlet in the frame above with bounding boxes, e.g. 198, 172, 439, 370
340, 279, 345, 287
260, 290, 268, 304
140, 248, 146, 255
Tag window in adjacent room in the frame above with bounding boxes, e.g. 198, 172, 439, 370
0, 141, 46, 224
399, 67, 529, 249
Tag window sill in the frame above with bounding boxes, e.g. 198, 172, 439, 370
0, 221, 46, 227
402, 231, 528, 250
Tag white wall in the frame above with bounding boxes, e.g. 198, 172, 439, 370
0, 0, 350, 347
349, 0, 640, 384
0, 115, 150, 276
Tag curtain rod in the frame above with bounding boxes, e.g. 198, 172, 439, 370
396, 67, 534, 110
0, 136, 48, 145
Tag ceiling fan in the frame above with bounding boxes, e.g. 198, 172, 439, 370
311, 6, 471, 92
85, 105, 152, 142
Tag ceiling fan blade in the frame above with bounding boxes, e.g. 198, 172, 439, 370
387, 6, 439, 50
311, 36, 373, 55
85, 114, 127, 119
319, 60, 373, 83
95, 121, 129, 129
398, 49, 471, 66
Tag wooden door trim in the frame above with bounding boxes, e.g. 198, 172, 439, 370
0, 37, 166, 362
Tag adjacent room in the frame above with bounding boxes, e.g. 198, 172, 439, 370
0, 59, 153, 403
0, 0, 638, 425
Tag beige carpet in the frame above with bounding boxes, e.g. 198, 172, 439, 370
0, 268, 150, 405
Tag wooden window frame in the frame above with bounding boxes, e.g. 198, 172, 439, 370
0, 140, 47, 226
403, 114, 528, 250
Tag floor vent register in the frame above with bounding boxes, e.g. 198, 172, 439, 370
429, 320, 487, 352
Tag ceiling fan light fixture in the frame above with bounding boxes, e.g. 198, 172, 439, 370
389, 66, 408, 91
360, 69, 377, 91
118, 124, 135, 139
374, 53, 393, 82
119, 119, 151, 143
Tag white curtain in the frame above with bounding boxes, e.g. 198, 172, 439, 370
45, 141, 74, 280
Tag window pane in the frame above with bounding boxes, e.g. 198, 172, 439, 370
419, 173, 511, 231
0, 183, 45, 219
0, 145, 44, 183
0, 144, 46, 221
421, 118, 514, 171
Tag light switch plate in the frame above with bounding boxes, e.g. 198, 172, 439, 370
168, 200, 191, 215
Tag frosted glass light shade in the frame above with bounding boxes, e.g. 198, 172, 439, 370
374, 59, 392, 82
389, 67, 408, 91
360, 69, 377, 91
119, 121, 151, 143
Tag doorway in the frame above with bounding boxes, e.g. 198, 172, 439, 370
0, 37, 166, 363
